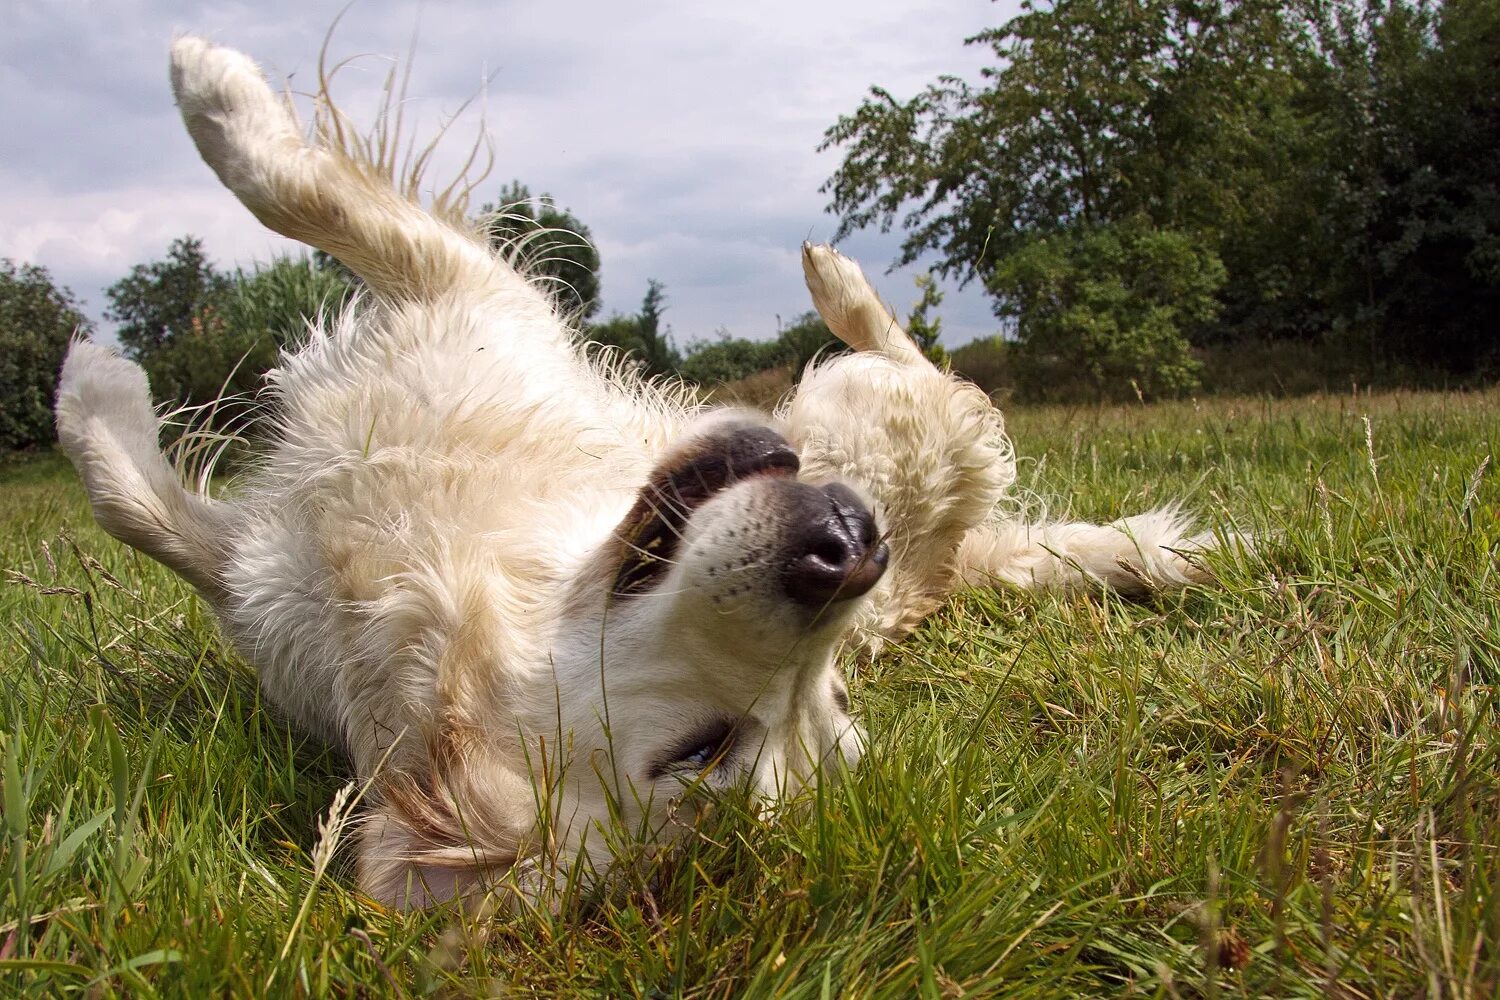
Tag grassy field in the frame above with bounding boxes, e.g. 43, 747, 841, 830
1, 388, 1497, 997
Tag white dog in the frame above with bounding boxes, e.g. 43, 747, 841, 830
56, 37, 1215, 909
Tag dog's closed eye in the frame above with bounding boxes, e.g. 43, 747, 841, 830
649, 716, 743, 779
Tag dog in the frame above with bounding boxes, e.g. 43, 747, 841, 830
55, 37, 1217, 909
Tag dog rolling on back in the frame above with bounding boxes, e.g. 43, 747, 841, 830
56, 37, 1218, 908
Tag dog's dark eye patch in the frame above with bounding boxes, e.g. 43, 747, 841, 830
613, 426, 799, 598
648, 716, 741, 779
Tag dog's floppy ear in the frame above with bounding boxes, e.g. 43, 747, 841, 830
358, 799, 519, 910
357, 742, 536, 910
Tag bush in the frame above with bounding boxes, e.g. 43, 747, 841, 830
679, 335, 787, 386
132, 255, 354, 432
948, 336, 1014, 400
0, 261, 92, 451
989, 221, 1225, 400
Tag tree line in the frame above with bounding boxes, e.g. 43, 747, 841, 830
822, 0, 1499, 397
0, 185, 870, 450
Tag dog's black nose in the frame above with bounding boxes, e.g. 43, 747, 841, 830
783, 483, 888, 606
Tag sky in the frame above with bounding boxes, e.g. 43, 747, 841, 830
2, 1, 1019, 348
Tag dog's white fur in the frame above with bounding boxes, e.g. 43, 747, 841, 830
56, 37, 1216, 909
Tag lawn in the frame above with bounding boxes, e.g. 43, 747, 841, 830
1, 388, 1496, 997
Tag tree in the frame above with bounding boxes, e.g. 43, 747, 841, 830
480, 181, 602, 321
140, 255, 356, 417
1308, 0, 1500, 371
106, 236, 231, 360
776, 312, 844, 377
104, 243, 354, 436
905, 272, 947, 364
822, 0, 1500, 385
821, 2, 1302, 284
0, 261, 92, 450
586, 280, 682, 379
817, 0, 1332, 387
991, 221, 1223, 398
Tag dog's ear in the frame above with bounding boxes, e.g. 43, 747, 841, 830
357, 751, 534, 910
358, 798, 513, 909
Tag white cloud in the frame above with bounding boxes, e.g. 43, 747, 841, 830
3, 0, 1014, 343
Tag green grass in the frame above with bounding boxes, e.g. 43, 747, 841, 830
2, 389, 1497, 997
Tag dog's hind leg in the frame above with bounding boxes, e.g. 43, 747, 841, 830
169, 37, 566, 344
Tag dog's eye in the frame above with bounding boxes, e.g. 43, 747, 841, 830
649, 717, 740, 779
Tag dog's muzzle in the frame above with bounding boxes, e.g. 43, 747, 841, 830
612, 424, 888, 603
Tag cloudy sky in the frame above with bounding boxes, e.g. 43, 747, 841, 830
3, 1, 1018, 347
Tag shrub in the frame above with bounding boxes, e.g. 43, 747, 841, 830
0, 261, 92, 451
990, 222, 1224, 400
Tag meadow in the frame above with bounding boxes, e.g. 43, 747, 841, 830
0, 387, 1496, 997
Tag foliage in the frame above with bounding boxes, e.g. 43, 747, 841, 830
905, 271, 949, 366
4, 389, 1499, 994
1306, 0, 1500, 371
990, 221, 1223, 398
678, 332, 787, 386
586, 280, 682, 379
141, 256, 356, 422
820, 0, 1297, 281
0, 262, 92, 450
678, 311, 844, 388
948, 334, 1013, 399
105, 237, 231, 360
104, 241, 353, 433
481, 181, 602, 321
821, 0, 1500, 389
775, 311, 844, 377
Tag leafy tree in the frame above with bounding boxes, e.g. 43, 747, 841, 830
1309, 0, 1500, 371
906, 272, 949, 365
141, 256, 356, 416
991, 221, 1223, 398
820, 1, 1300, 285
586, 280, 682, 379
823, 0, 1500, 386
106, 237, 231, 360
105, 245, 353, 437
0, 261, 92, 450
481, 181, 602, 321
777, 312, 844, 377
679, 333, 787, 385
633, 280, 679, 376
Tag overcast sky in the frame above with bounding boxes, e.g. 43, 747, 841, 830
3, 1, 1018, 347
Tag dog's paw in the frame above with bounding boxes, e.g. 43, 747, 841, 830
800, 244, 870, 336
170, 36, 299, 194
801, 243, 923, 364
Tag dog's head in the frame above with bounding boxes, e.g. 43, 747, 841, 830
547, 413, 885, 834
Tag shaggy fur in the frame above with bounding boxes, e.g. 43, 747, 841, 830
56, 37, 1218, 909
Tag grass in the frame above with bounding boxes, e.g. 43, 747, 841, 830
1, 388, 1497, 997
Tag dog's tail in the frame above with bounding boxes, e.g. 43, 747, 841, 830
169, 36, 550, 319
956, 507, 1220, 598
55, 340, 239, 601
